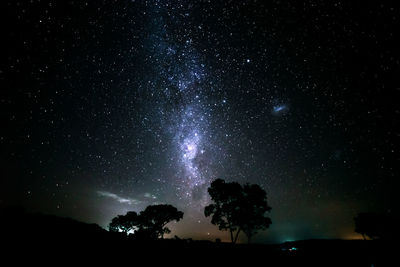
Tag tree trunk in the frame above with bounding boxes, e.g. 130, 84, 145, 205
230, 229, 234, 243
233, 229, 241, 244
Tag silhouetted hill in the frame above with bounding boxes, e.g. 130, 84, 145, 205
1, 206, 107, 242
0, 207, 395, 266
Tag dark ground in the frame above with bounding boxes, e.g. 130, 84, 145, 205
1, 208, 395, 266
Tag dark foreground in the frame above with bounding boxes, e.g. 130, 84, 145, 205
1, 210, 395, 266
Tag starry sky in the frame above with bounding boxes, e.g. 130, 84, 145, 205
1, 0, 398, 243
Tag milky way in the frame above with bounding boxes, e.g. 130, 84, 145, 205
2, 0, 398, 243
141, 2, 217, 209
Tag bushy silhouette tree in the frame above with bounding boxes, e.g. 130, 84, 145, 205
204, 179, 272, 243
139, 204, 184, 239
109, 204, 183, 239
108, 211, 139, 233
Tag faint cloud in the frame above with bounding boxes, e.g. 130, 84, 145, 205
97, 191, 141, 205
144, 192, 158, 199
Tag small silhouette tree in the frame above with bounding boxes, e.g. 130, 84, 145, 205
354, 213, 373, 240
354, 212, 398, 240
138, 204, 184, 239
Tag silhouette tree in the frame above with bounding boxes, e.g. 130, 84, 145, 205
239, 184, 272, 243
109, 215, 124, 233
108, 211, 139, 233
354, 212, 399, 240
354, 213, 369, 240
205, 179, 272, 243
138, 204, 184, 239
109, 204, 183, 239
204, 179, 243, 243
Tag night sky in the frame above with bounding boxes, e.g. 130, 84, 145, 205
1, 0, 398, 243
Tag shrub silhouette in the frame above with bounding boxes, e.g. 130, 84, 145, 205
205, 179, 272, 243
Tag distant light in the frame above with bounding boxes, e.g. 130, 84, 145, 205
246, 59, 250, 63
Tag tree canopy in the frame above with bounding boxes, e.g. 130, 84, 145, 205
108, 211, 139, 233
204, 179, 272, 243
